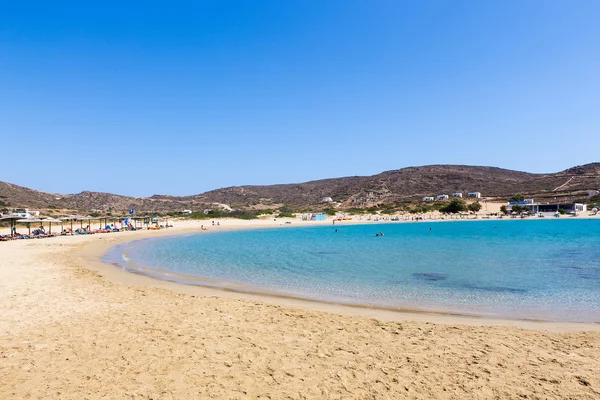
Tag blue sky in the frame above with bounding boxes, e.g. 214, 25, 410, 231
1, 1, 599, 196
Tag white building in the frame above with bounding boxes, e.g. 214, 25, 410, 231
523, 203, 587, 215
436, 195, 449, 201
467, 192, 481, 198
423, 197, 434, 202
181, 210, 192, 215
321, 197, 333, 203
452, 193, 463, 198
11, 208, 39, 218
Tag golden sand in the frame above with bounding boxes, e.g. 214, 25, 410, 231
1, 220, 599, 399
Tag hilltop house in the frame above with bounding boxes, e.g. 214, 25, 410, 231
321, 197, 333, 203
436, 195, 449, 201
452, 193, 463, 198
467, 192, 481, 198
423, 196, 434, 202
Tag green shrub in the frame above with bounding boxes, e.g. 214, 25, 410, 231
439, 199, 467, 214
510, 193, 525, 202
467, 202, 482, 212
277, 211, 296, 218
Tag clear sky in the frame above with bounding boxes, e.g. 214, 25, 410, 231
1, 1, 599, 197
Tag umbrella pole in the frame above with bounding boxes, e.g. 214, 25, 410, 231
28, 223, 31, 236
49, 222, 52, 234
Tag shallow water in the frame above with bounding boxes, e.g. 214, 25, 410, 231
104, 220, 600, 322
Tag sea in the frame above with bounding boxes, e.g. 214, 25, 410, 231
103, 219, 600, 322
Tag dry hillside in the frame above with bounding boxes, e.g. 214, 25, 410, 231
1, 163, 599, 213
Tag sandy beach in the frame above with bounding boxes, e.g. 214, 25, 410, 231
1, 218, 600, 399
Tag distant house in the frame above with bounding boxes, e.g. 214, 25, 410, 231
452, 193, 463, 198
321, 197, 333, 203
181, 210, 192, 214
467, 192, 481, 198
203, 209, 212, 214
588, 190, 599, 197
423, 197, 435, 202
436, 195, 449, 201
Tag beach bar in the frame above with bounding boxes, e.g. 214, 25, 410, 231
527, 203, 587, 215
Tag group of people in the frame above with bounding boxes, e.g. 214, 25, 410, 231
32, 226, 46, 236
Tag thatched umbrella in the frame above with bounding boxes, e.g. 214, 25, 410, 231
60, 216, 83, 234
79, 216, 95, 231
42, 217, 62, 234
0, 215, 25, 237
16, 218, 44, 236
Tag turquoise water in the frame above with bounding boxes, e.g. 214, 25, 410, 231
104, 220, 600, 322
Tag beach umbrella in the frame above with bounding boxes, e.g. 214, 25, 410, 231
0, 215, 25, 237
60, 216, 82, 233
42, 217, 62, 234
16, 218, 44, 236
79, 216, 95, 230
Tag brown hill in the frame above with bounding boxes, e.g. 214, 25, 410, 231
192, 164, 600, 207
1, 163, 599, 213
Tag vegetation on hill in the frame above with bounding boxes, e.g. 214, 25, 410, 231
1, 163, 599, 214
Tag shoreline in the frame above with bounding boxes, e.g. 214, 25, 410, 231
3, 217, 600, 398
85, 219, 600, 332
